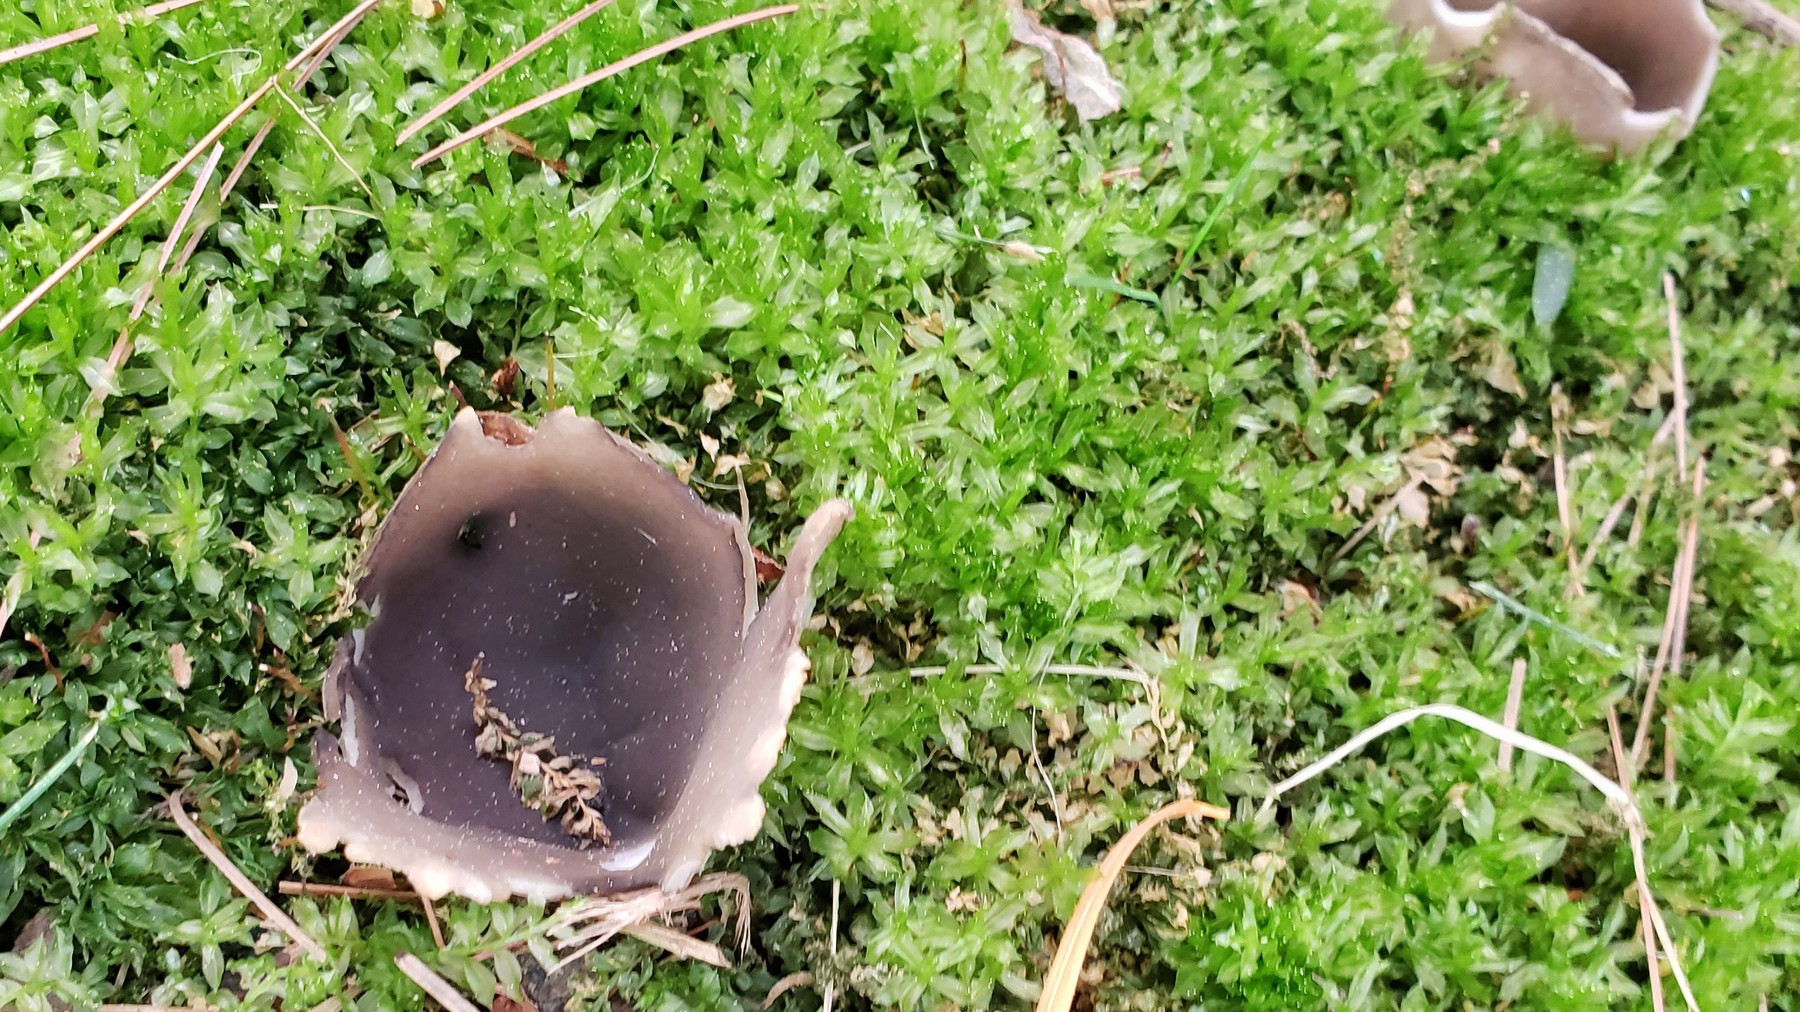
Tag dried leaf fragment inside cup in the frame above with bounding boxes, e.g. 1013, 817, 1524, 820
298, 408, 852, 903
465, 655, 611, 848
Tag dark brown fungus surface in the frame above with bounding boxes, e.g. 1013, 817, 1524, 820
297, 408, 852, 901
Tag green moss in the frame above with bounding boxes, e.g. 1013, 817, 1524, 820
2, 0, 1799, 1007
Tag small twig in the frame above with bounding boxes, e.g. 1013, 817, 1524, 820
1468, 580, 1621, 658
419, 891, 447, 949
168, 790, 328, 961
412, 4, 799, 168
278, 880, 422, 903
1630, 460, 1706, 771
0, 698, 116, 835
271, 80, 373, 196
1706, 0, 1800, 45
0, 0, 212, 67
1498, 657, 1527, 774
394, 952, 481, 1012
398, 0, 619, 144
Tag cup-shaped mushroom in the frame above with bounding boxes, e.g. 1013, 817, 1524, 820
297, 408, 852, 902
1388, 0, 1721, 152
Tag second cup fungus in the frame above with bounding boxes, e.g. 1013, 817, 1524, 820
1388, 0, 1722, 153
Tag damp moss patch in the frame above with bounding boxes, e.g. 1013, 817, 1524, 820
2, 0, 1800, 1007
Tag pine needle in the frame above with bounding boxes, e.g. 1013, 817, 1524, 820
398, 0, 619, 145
412, 4, 799, 168
0, 0, 380, 338
0, 0, 212, 68
394, 952, 481, 1012
167, 789, 328, 962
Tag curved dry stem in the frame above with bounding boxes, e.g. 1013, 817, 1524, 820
1035, 799, 1230, 1012
1257, 702, 1697, 1012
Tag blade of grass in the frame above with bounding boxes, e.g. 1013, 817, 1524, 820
0, 698, 117, 835
1170, 133, 1269, 279
398, 0, 619, 144
412, 4, 799, 168
1065, 272, 1160, 306
1468, 580, 1621, 658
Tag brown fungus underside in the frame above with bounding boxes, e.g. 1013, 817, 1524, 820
297, 408, 852, 902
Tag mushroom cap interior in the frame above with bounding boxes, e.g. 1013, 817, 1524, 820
344, 409, 754, 849
299, 408, 853, 901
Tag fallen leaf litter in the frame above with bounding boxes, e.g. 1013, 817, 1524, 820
464, 655, 612, 847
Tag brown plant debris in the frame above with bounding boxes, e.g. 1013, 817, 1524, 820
464, 656, 612, 847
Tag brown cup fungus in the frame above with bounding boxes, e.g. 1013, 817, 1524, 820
297, 408, 852, 902
1387, 0, 1721, 153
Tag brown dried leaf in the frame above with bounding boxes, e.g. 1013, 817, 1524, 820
1008, 1, 1122, 122
168, 641, 193, 690
342, 865, 400, 891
